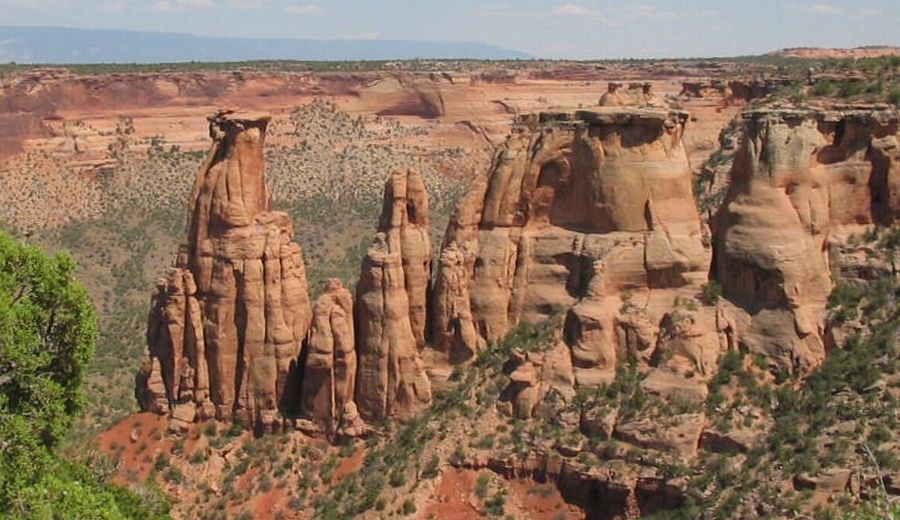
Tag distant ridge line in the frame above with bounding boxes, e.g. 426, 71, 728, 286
0, 26, 533, 64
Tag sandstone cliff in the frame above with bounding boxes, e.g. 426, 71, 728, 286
355, 169, 433, 421
137, 110, 312, 431
431, 108, 712, 414
712, 107, 900, 373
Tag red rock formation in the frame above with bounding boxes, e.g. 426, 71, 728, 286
430, 108, 709, 386
137, 110, 312, 431
299, 279, 367, 437
355, 169, 433, 421
712, 108, 900, 373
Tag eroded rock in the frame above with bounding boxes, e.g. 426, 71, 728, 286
137, 110, 312, 431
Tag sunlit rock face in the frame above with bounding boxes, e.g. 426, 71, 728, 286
137, 111, 312, 432
430, 108, 709, 400
712, 108, 900, 374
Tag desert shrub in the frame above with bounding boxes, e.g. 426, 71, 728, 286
701, 280, 723, 305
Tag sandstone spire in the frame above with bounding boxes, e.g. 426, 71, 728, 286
299, 279, 366, 437
354, 169, 433, 421
137, 110, 312, 431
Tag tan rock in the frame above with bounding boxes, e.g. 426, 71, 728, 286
431, 108, 707, 385
355, 170, 433, 421
614, 413, 705, 459
300, 279, 358, 436
502, 341, 576, 419
793, 469, 851, 494
138, 111, 312, 431
712, 108, 900, 374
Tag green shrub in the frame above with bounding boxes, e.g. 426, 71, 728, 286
701, 280, 723, 305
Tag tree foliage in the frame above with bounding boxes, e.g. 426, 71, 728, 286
0, 230, 169, 519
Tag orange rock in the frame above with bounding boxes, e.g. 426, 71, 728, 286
138, 110, 312, 431
300, 279, 362, 436
354, 169, 433, 421
712, 108, 900, 374
430, 108, 708, 378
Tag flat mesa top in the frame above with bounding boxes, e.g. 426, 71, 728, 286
208, 110, 272, 126
516, 107, 690, 128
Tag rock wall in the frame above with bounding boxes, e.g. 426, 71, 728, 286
430, 108, 711, 404
138, 110, 313, 431
712, 108, 900, 373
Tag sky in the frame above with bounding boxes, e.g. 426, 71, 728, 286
0, 0, 898, 59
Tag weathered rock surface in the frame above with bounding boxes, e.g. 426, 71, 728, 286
501, 341, 575, 419
457, 450, 686, 518
137, 110, 312, 431
430, 108, 711, 389
299, 279, 365, 436
712, 108, 900, 373
355, 169, 433, 421
614, 413, 705, 459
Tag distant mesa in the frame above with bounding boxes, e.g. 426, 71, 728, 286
767, 46, 900, 59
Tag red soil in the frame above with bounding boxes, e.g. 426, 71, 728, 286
95, 412, 172, 486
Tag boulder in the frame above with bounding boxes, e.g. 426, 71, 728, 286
614, 413, 705, 459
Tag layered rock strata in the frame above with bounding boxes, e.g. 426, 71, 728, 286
355, 169, 433, 421
431, 108, 711, 402
712, 108, 900, 373
137, 110, 312, 431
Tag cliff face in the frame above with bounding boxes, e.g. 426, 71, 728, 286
712, 108, 900, 372
431, 109, 709, 391
138, 111, 313, 432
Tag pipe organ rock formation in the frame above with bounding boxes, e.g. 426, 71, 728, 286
712, 108, 900, 373
138, 110, 313, 431
137, 105, 900, 439
431, 109, 709, 391
355, 169, 433, 421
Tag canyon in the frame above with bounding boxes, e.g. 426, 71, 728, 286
3, 56, 899, 519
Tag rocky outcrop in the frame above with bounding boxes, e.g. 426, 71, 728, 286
138, 110, 312, 431
430, 108, 711, 389
501, 341, 575, 419
355, 169, 433, 421
598, 82, 625, 106
679, 80, 727, 98
456, 450, 686, 519
299, 279, 367, 437
712, 108, 900, 373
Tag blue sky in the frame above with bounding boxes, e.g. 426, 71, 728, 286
1, 0, 897, 59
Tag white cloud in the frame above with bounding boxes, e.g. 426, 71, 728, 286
787, 3, 842, 15
151, 0, 212, 11
283, 2, 320, 15
552, 3, 610, 23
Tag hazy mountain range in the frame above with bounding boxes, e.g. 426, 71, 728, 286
0, 26, 532, 63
